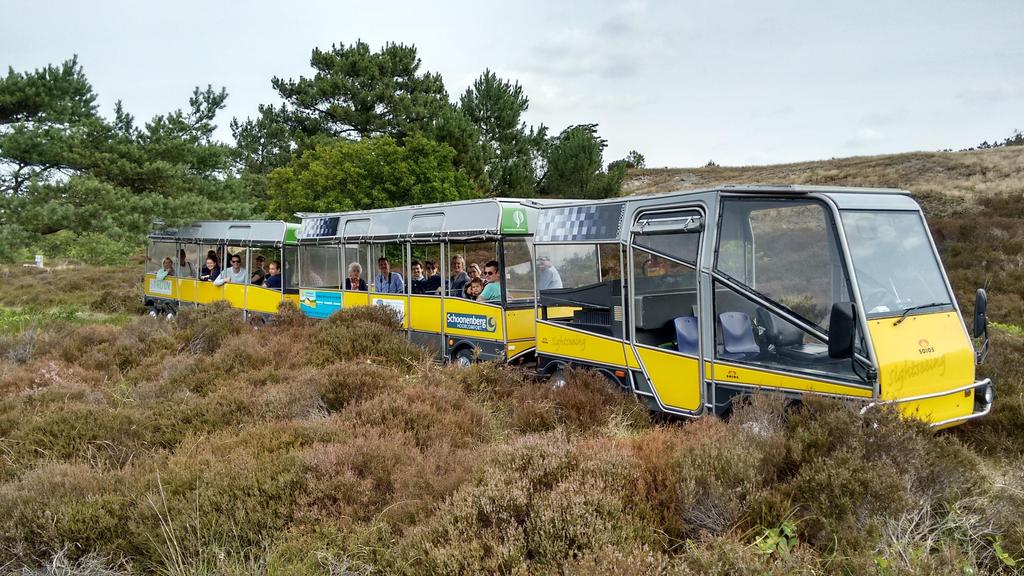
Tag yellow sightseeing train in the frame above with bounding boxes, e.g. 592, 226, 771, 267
143, 186, 993, 428
531, 185, 992, 428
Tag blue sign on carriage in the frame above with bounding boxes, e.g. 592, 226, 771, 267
446, 312, 496, 333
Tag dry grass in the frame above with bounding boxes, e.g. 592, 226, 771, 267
0, 298, 1020, 574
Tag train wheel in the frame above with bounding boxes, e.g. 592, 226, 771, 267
452, 348, 475, 368
548, 366, 568, 390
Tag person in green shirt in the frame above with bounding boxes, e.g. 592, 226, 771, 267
480, 260, 502, 302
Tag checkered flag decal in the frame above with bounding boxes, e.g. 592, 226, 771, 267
299, 217, 340, 239
536, 204, 625, 242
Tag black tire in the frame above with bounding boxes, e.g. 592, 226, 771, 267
452, 347, 476, 368
548, 366, 568, 390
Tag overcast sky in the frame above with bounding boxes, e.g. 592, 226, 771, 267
3, 0, 1022, 167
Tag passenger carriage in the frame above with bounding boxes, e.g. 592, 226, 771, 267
143, 221, 301, 318
295, 198, 568, 365
532, 185, 993, 428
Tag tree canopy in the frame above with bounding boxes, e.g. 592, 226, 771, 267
1, 43, 641, 263
0, 58, 250, 263
458, 69, 547, 197
540, 124, 626, 199
265, 135, 478, 219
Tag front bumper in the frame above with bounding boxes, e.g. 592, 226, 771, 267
859, 378, 994, 428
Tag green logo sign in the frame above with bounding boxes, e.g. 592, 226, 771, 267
500, 207, 529, 235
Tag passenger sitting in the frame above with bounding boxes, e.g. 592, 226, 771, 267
449, 254, 469, 295
199, 256, 220, 282
410, 260, 426, 294
643, 255, 667, 277
480, 260, 502, 302
213, 254, 248, 285
467, 263, 482, 282
345, 262, 367, 291
536, 256, 562, 290
156, 257, 175, 281
251, 255, 267, 285
176, 249, 194, 277
422, 261, 442, 294
374, 257, 405, 294
263, 260, 283, 289
464, 277, 485, 300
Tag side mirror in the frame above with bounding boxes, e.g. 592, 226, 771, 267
973, 288, 988, 339
828, 302, 857, 359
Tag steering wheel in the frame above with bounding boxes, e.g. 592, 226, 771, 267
855, 271, 901, 312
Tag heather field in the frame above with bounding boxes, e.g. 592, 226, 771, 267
1, 147, 1023, 575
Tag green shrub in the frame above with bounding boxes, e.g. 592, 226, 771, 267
173, 302, 244, 356
452, 363, 650, 434
312, 361, 404, 412
309, 305, 428, 369
390, 433, 657, 575
0, 462, 142, 563
343, 382, 493, 450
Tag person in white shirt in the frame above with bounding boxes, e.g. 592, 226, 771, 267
214, 254, 249, 286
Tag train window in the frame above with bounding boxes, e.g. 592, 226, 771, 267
148, 242, 177, 274
504, 238, 535, 303
249, 247, 278, 286
717, 199, 850, 331
199, 244, 222, 280
176, 243, 199, 278
713, 281, 857, 380
301, 245, 341, 288
342, 243, 370, 290
370, 244, 405, 293
283, 247, 299, 292
632, 246, 698, 348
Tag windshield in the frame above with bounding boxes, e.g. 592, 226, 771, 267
841, 211, 952, 317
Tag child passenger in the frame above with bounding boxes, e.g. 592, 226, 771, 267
464, 277, 485, 300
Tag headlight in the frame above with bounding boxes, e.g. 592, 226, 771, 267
984, 384, 994, 405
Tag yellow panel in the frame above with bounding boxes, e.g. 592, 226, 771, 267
546, 306, 577, 320
343, 290, 370, 308
507, 342, 535, 360
223, 284, 246, 310
505, 308, 536, 342
144, 273, 178, 299
626, 348, 641, 369
178, 278, 197, 303
537, 322, 627, 367
867, 311, 976, 425
195, 281, 223, 304
283, 293, 300, 308
409, 295, 443, 333
369, 294, 410, 329
711, 362, 873, 398
443, 298, 503, 341
246, 286, 284, 314
636, 346, 702, 411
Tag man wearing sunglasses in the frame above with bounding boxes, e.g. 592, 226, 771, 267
213, 253, 250, 286
479, 260, 502, 302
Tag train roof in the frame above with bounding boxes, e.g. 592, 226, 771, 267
148, 221, 301, 245
296, 197, 575, 242
532, 184, 918, 243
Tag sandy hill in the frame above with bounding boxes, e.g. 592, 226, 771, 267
624, 146, 1024, 214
